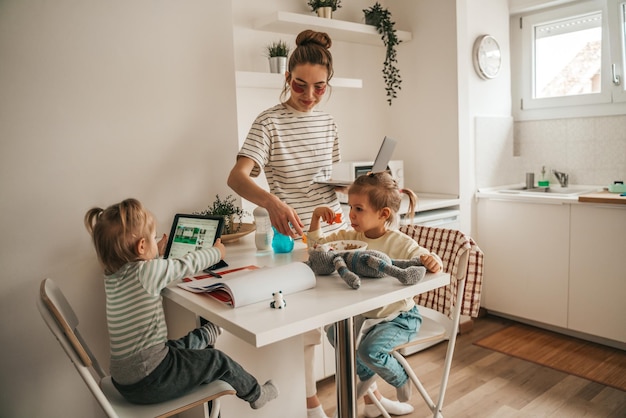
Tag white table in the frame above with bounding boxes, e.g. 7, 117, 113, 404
163, 235, 449, 418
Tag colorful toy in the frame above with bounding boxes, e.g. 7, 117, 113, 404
305, 244, 426, 289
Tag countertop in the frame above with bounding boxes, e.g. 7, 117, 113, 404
476, 184, 604, 205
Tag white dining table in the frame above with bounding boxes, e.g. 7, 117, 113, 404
162, 234, 449, 418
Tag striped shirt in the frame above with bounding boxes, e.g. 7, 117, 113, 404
239, 103, 345, 235
104, 248, 221, 360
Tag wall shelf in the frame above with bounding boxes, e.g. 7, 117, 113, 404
235, 71, 362, 89
254, 11, 412, 46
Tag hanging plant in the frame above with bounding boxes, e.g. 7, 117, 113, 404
363, 2, 402, 105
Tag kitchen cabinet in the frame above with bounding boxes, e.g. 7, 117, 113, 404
477, 194, 626, 346
476, 199, 570, 327
569, 204, 626, 343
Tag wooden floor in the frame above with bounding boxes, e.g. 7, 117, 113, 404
316, 315, 626, 417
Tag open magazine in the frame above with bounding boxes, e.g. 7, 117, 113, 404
178, 262, 316, 308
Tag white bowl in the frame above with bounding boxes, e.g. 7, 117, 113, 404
323, 240, 368, 252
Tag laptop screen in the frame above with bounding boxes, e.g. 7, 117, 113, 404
163, 214, 225, 259
371, 136, 397, 173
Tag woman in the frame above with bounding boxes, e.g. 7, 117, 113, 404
228, 29, 411, 418
228, 29, 344, 239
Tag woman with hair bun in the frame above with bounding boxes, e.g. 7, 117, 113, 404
228, 28, 412, 418
228, 30, 345, 418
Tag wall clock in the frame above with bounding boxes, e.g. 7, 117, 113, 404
473, 35, 502, 80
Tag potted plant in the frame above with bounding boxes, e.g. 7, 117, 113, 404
363, 2, 402, 105
196, 194, 249, 235
266, 40, 290, 74
307, 0, 341, 19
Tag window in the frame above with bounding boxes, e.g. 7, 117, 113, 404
513, 0, 626, 119
534, 11, 602, 99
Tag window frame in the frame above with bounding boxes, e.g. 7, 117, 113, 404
512, 0, 626, 120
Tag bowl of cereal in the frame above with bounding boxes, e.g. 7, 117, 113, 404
324, 240, 368, 252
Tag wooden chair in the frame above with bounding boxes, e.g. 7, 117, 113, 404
37, 278, 236, 418
365, 225, 483, 418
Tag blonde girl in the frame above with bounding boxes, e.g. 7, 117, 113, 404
84, 198, 277, 409
308, 172, 443, 417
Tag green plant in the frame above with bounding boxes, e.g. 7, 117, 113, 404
265, 40, 290, 58
196, 194, 248, 234
363, 2, 402, 105
307, 0, 342, 12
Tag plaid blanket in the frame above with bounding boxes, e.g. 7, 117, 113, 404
400, 225, 484, 318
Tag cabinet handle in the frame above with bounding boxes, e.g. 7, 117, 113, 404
612, 64, 621, 86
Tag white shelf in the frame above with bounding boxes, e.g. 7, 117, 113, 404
254, 11, 412, 46
235, 71, 362, 89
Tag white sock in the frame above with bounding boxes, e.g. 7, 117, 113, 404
250, 380, 279, 409
363, 396, 414, 417
307, 404, 329, 418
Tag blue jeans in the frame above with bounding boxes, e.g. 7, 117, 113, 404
113, 325, 261, 405
327, 306, 422, 388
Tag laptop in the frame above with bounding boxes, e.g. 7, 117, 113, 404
163, 214, 228, 271
316, 136, 397, 186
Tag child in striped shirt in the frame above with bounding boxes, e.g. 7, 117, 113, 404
84, 198, 278, 408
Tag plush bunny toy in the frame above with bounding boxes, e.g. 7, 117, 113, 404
305, 244, 427, 289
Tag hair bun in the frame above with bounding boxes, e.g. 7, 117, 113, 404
296, 29, 332, 49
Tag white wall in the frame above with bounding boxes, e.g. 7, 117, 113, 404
462, 0, 513, 233
0, 2, 238, 416
0, 0, 511, 415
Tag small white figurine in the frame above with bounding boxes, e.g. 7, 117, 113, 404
270, 290, 286, 309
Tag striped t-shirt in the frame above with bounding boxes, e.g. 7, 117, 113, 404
104, 247, 221, 360
239, 103, 346, 235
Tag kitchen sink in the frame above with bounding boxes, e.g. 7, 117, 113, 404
497, 185, 600, 196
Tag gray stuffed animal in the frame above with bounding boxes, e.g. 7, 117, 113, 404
305, 245, 427, 289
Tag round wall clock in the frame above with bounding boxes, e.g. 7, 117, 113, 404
473, 35, 502, 80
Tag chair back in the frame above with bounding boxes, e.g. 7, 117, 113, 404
37, 278, 118, 416
37, 278, 236, 418
400, 224, 483, 318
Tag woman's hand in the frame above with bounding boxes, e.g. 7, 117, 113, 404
228, 156, 303, 237
266, 197, 304, 237
420, 254, 442, 273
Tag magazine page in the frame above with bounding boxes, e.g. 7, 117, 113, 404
177, 262, 315, 308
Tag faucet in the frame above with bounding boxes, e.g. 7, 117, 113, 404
552, 169, 569, 187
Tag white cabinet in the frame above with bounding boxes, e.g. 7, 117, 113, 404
476, 199, 570, 327
569, 204, 626, 343
477, 197, 626, 345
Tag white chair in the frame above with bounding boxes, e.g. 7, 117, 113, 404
365, 225, 484, 418
37, 278, 236, 418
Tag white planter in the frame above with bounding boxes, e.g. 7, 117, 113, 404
316, 7, 332, 19
268, 56, 287, 74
